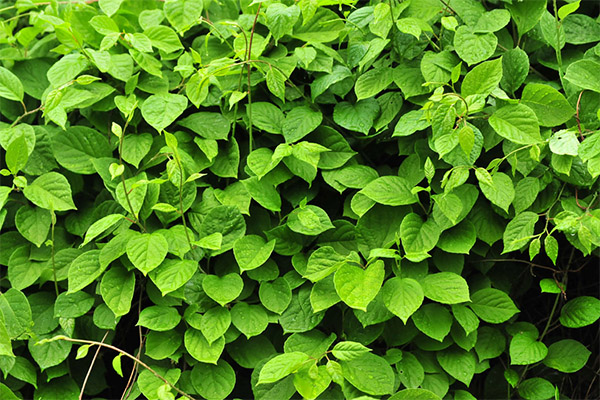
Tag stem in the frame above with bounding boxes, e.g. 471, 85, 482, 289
117, 122, 146, 233
176, 158, 194, 252
552, 0, 563, 75
246, 3, 261, 154
79, 331, 109, 400
50, 211, 59, 297
49, 336, 197, 400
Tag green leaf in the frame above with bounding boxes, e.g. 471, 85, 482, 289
185, 327, 225, 364
15, 205, 51, 247
436, 221, 477, 254
564, 59, 600, 93
334, 260, 384, 311
549, 130, 579, 156
100, 266, 135, 317
234, 235, 276, 272
339, 353, 395, 396
6, 133, 28, 175
382, 277, 424, 324
453, 26, 497, 65
144, 26, 183, 53
98, 0, 123, 16
67, 250, 106, 293
543, 339, 590, 373
0, 288, 32, 339
81, 214, 124, 247
266, 68, 286, 102
331, 341, 371, 361
145, 330, 182, 360
282, 106, 322, 143
138, 305, 181, 331
473, 9, 510, 32
518, 378, 555, 400
7, 356, 37, 388
400, 213, 441, 261
141, 93, 188, 132
0, 66, 24, 101
28, 333, 72, 370
333, 99, 380, 135
559, 296, 600, 328
258, 352, 310, 384
412, 303, 453, 342
149, 259, 197, 296
178, 112, 230, 140
266, 3, 300, 41
436, 347, 476, 386
396, 352, 424, 389
355, 67, 393, 100
510, 333, 548, 365
503, 211, 539, 253
421, 272, 470, 304
389, 388, 442, 400
513, 177, 540, 214
230, 303, 269, 339
287, 205, 334, 236
461, 57, 503, 97
469, 288, 519, 324
191, 360, 236, 400
259, 278, 292, 314
506, 0, 546, 37
121, 133, 153, 168
54, 291, 94, 319
51, 126, 112, 174
477, 171, 514, 213
521, 83, 575, 127
202, 273, 244, 306
359, 176, 417, 206
292, 8, 345, 43
500, 47, 529, 94
293, 364, 332, 400
164, 0, 203, 32
475, 326, 506, 362
200, 307, 231, 345
126, 232, 169, 275
489, 104, 542, 145
23, 172, 76, 211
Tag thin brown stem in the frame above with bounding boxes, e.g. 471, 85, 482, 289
246, 3, 261, 153
575, 91, 584, 140
79, 331, 109, 400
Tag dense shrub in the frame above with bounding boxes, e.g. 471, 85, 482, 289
0, 0, 599, 399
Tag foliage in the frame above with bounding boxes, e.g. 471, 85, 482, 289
0, 0, 599, 399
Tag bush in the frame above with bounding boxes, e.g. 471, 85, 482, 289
0, 0, 599, 399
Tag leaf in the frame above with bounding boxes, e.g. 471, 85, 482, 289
234, 235, 276, 272
230, 303, 269, 339
559, 296, 600, 328
477, 171, 514, 213
293, 364, 332, 400
506, 0, 547, 37
259, 278, 292, 314
549, 130, 579, 156
138, 305, 181, 331
469, 288, 520, 323
461, 57, 503, 97
141, 93, 188, 132
51, 126, 112, 174
126, 232, 169, 275
0, 288, 32, 339
333, 99, 380, 135
144, 26, 183, 53
359, 176, 417, 206
185, 328, 225, 364
355, 67, 393, 100
202, 273, 244, 306
563, 59, 600, 93
28, 333, 72, 370
258, 352, 310, 384
98, 0, 123, 16
178, 112, 230, 140
164, 0, 203, 32
543, 339, 591, 373
421, 272, 470, 304
400, 213, 441, 261
334, 260, 384, 311
518, 378, 555, 400
292, 8, 345, 43
339, 353, 395, 396
287, 205, 334, 236
191, 360, 236, 400
266, 68, 286, 102
500, 47, 529, 94
489, 104, 542, 145
382, 277, 424, 323
510, 333, 548, 365
197, 206, 246, 254
412, 303, 453, 342
100, 266, 135, 317
503, 211, 539, 253
436, 347, 476, 386
331, 341, 371, 361
121, 133, 153, 168
23, 172, 76, 211
6, 134, 28, 175
0, 66, 24, 101
475, 326, 506, 362
67, 250, 106, 293
199, 307, 231, 345
81, 214, 124, 247
148, 259, 197, 296
453, 26, 497, 65
389, 389, 441, 400
266, 3, 300, 41
15, 206, 51, 247
282, 106, 322, 143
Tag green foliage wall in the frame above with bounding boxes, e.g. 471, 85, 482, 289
0, 0, 599, 399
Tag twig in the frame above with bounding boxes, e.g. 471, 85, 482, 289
246, 3, 261, 153
575, 91, 584, 140
80, 331, 109, 400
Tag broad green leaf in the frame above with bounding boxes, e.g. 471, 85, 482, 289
178, 112, 230, 140
564, 59, 600, 93
144, 26, 183, 53
359, 176, 417, 206
452, 305, 479, 335
258, 352, 310, 384
23, 172, 76, 211
506, 0, 547, 37
230, 303, 269, 338
477, 171, 514, 213
141, 93, 188, 132
51, 126, 112, 174
266, 3, 300, 41
0, 66, 24, 101
549, 130, 579, 156
202, 273, 244, 306
46, 54, 89, 88
521, 83, 575, 127
559, 296, 600, 328
28, 332, 72, 370
149, 259, 197, 296
282, 106, 322, 143
200, 307, 231, 345
81, 214, 124, 247
287, 205, 334, 236
461, 57, 503, 98
412, 303, 453, 342
145, 330, 182, 360
100, 266, 135, 317
489, 104, 542, 145
292, 8, 345, 43
396, 352, 425, 389
469, 288, 519, 323
234, 235, 276, 272
473, 9, 510, 32
164, 0, 203, 32
510, 333, 548, 365
266, 68, 286, 102
503, 211, 539, 253
121, 133, 153, 168
8, 246, 45, 290
500, 47, 529, 94
138, 367, 180, 399
389, 388, 441, 400
15, 205, 51, 247
436, 221, 477, 254
339, 353, 395, 396
0, 288, 32, 339
67, 250, 106, 293
191, 360, 236, 400
333, 99, 380, 135
475, 326, 506, 361
542, 339, 590, 373
197, 206, 246, 254
293, 364, 331, 400
99, 0, 123, 16
138, 305, 181, 331
5, 134, 28, 175
400, 213, 441, 261
259, 278, 292, 314
126, 232, 169, 275
7, 356, 37, 388
421, 272, 470, 304
334, 260, 384, 311
453, 26, 497, 65
355, 67, 393, 100
518, 378, 555, 400
304, 246, 347, 282
382, 277, 423, 323
331, 341, 371, 361
513, 177, 540, 213
54, 291, 94, 318
436, 347, 476, 386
